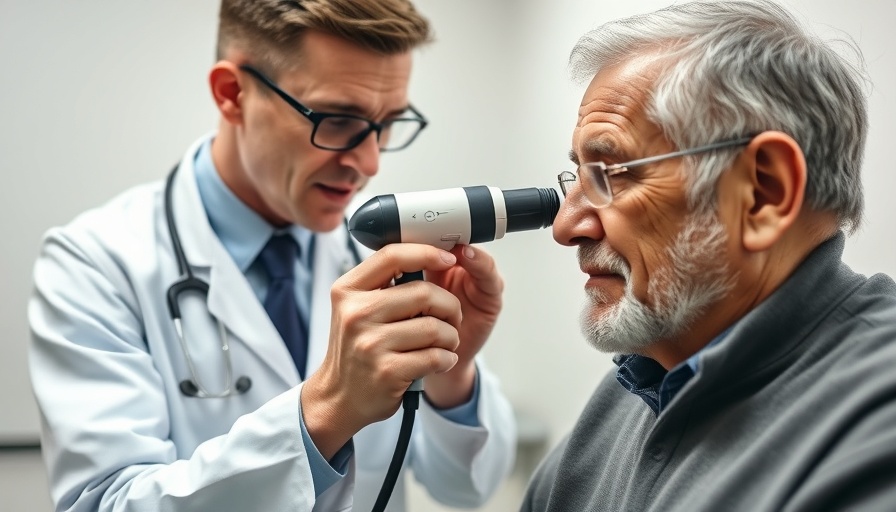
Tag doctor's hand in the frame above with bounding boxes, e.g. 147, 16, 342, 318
301, 243, 463, 460
423, 244, 503, 409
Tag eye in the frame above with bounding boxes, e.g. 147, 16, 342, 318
605, 166, 635, 180
615, 165, 647, 178
604, 167, 642, 198
326, 117, 353, 128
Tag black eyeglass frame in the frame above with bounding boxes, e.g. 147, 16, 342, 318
239, 64, 428, 152
558, 136, 755, 208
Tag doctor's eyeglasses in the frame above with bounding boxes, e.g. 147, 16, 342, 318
239, 65, 428, 152
557, 136, 754, 208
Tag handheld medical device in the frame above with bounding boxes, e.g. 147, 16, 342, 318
348, 184, 560, 512
348, 185, 560, 251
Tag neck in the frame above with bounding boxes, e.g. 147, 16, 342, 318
642, 212, 839, 370
211, 123, 288, 227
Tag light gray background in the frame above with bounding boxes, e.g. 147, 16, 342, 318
1, 1, 894, 510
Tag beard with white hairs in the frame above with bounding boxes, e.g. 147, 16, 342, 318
578, 210, 736, 355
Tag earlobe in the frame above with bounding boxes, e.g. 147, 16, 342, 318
741, 131, 807, 252
209, 62, 244, 124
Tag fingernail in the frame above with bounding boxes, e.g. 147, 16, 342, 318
440, 251, 457, 264
463, 246, 475, 259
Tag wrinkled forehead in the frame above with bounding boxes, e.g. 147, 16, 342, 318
577, 57, 659, 125
572, 58, 664, 160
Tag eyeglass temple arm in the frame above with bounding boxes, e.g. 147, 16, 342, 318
239, 65, 314, 117
407, 104, 428, 124
242, 64, 426, 127
608, 136, 755, 172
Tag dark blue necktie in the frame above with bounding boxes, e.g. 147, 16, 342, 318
259, 234, 308, 379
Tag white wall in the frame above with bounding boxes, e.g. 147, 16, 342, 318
1, 0, 894, 509
1, 0, 221, 441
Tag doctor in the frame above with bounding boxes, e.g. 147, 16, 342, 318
28, 1, 516, 511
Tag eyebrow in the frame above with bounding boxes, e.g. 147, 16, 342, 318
310, 101, 411, 120
569, 136, 621, 166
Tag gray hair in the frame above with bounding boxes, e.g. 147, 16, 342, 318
570, 0, 868, 231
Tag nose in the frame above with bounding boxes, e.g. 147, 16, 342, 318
339, 131, 381, 177
553, 184, 606, 246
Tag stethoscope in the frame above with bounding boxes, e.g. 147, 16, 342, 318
164, 165, 363, 398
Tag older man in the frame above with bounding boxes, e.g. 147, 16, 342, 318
522, 1, 896, 511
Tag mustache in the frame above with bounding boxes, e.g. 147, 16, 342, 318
578, 242, 631, 278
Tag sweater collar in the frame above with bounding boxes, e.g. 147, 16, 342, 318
614, 233, 857, 410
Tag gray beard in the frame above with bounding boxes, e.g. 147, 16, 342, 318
578, 210, 736, 355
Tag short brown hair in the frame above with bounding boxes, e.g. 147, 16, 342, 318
217, 0, 432, 73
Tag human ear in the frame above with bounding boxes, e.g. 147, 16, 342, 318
208, 61, 244, 124
739, 131, 807, 252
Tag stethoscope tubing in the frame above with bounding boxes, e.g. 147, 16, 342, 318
163, 165, 361, 397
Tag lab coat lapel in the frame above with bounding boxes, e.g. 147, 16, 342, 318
170, 143, 300, 387
205, 250, 300, 386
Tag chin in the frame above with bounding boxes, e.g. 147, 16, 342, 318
585, 284, 623, 306
301, 212, 345, 233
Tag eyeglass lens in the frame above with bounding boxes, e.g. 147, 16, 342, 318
578, 163, 614, 207
315, 116, 421, 151
558, 164, 613, 207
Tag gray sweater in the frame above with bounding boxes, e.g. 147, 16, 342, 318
521, 234, 896, 511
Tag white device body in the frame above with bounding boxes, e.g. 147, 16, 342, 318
392, 187, 508, 250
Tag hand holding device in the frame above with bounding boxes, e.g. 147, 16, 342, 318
346, 184, 559, 512
301, 243, 461, 459
348, 185, 560, 391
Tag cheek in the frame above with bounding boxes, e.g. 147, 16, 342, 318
605, 208, 685, 302
633, 242, 671, 300
287, 149, 333, 191
252, 129, 319, 185
247, 104, 316, 163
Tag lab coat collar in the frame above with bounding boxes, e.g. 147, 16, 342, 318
169, 135, 216, 269
168, 133, 363, 384
170, 134, 298, 385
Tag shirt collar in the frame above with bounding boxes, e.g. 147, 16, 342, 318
614, 325, 736, 414
685, 325, 733, 373
192, 137, 314, 271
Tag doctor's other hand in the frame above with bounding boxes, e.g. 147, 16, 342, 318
423, 244, 503, 407
301, 243, 463, 460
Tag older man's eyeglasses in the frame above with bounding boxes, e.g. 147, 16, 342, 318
557, 136, 754, 208
240, 65, 428, 152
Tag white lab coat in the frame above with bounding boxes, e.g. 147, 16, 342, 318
28, 136, 517, 512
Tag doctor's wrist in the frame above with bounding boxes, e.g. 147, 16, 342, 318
299, 379, 359, 461
423, 360, 477, 409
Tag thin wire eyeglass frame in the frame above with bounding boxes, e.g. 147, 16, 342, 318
558, 136, 755, 208
239, 64, 428, 152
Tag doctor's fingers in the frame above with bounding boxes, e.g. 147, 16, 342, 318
358, 319, 461, 381
444, 244, 504, 296
381, 345, 461, 384
337, 243, 457, 292
337, 279, 464, 330
332, 316, 459, 391
379, 314, 462, 354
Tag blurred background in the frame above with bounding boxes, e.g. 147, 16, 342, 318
1, 0, 893, 510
